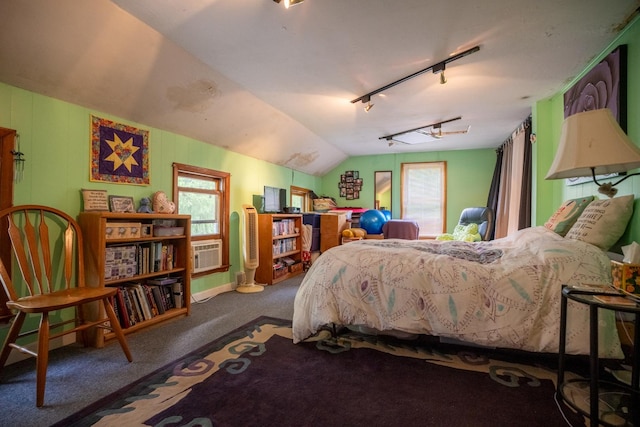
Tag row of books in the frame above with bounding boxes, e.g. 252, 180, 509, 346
272, 219, 297, 236
137, 242, 176, 275
104, 242, 178, 281
272, 237, 297, 255
110, 277, 183, 329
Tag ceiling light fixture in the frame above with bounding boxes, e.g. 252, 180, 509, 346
432, 62, 446, 85
363, 95, 374, 112
545, 108, 640, 198
351, 45, 479, 106
273, 0, 304, 8
379, 116, 464, 145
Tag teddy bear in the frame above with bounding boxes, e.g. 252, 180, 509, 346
137, 197, 154, 213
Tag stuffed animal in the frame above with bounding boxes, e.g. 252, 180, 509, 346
436, 223, 481, 242
153, 191, 176, 214
137, 197, 154, 213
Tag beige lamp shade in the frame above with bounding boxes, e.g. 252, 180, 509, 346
545, 108, 640, 180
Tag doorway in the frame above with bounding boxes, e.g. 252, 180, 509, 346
0, 127, 16, 321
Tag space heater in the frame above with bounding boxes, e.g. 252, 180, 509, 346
237, 204, 264, 293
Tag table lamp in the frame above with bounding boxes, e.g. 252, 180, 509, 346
545, 108, 640, 197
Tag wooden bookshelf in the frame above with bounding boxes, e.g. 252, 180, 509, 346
256, 213, 303, 285
78, 212, 191, 347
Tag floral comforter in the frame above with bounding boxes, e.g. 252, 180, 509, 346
293, 226, 622, 357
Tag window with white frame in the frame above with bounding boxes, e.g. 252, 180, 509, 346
401, 161, 446, 238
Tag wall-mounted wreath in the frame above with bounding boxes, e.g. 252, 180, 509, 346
338, 170, 363, 200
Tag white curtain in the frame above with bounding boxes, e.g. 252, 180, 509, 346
494, 126, 526, 238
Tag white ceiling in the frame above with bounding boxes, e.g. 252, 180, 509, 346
0, 0, 638, 176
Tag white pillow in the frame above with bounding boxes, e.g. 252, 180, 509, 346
565, 195, 634, 250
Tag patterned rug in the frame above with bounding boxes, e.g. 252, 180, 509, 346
54, 316, 587, 426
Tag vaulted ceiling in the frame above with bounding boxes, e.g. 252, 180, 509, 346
1, 1, 638, 175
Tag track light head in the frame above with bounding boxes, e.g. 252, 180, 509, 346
363, 95, 374, 112
432, 62, 446, 84
276, 0, 304, 8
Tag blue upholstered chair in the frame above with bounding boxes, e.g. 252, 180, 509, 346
458, 207, 494, 241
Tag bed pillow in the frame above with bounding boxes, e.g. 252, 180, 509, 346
565, 195, 634, 250
544, 196, 595, 236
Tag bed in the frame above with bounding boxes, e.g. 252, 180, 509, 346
292, 226, 624, 357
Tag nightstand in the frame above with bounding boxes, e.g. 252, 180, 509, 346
558, 285, 640, 426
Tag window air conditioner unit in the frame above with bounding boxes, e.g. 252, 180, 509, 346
191, 239, 222, 273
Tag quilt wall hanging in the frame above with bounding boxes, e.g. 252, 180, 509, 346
90, 115, 150, 185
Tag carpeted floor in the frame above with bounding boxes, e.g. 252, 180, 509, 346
52, 316, 586, 427
0, 276, 302, 426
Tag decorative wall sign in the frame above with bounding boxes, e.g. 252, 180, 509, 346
80, 189, 109, 212
338, 170, 363, 200
90, 115, 150, 185
564, 45, 626, 186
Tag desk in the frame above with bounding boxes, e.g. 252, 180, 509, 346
558, 285, 640, 426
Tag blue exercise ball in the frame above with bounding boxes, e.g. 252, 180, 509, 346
380, 209, 392, 221
360, 209, 387, 235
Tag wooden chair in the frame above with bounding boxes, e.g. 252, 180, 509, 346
0, 205, 132, 407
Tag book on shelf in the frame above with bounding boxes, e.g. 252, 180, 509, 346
148, 285, 166, 315
142, 285, 160, 317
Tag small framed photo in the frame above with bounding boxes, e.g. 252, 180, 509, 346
109, 196, 136, 213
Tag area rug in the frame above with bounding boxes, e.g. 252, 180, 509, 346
54, 316, 587, 427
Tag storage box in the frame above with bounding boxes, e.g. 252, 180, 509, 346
273, 266, 288, 279
611, 260, 640, 294
105, 222, 141, 240
153, 226, 184, 237
288, 262, 303, 273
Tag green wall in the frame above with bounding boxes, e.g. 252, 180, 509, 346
534, 14, 640, 247
0, 82, 321, 295
321, 149, 496, 233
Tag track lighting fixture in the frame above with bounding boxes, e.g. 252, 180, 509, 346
363, 95, 374, 112
351, 45, 479, 105
432, 62, 446, 85
273, 0, 304, 8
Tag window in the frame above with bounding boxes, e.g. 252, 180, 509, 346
290, 185, 313, 212
173, 163, 230, 273
401, 162, 446, 238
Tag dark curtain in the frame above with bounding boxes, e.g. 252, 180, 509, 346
519, 119, 532, 229
486, 148, 502, 240
486, 115, 532, 239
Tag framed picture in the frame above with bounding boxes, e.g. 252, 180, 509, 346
109, 196, 136, 213
564, 45, 627, 186
90, 115, 150, 185
339, 170, 362, 199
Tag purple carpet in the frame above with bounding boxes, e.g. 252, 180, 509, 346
53, 316, 585, 426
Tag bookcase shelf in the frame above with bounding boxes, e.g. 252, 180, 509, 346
78, 212, 191, 347
256, 213, 303, 285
